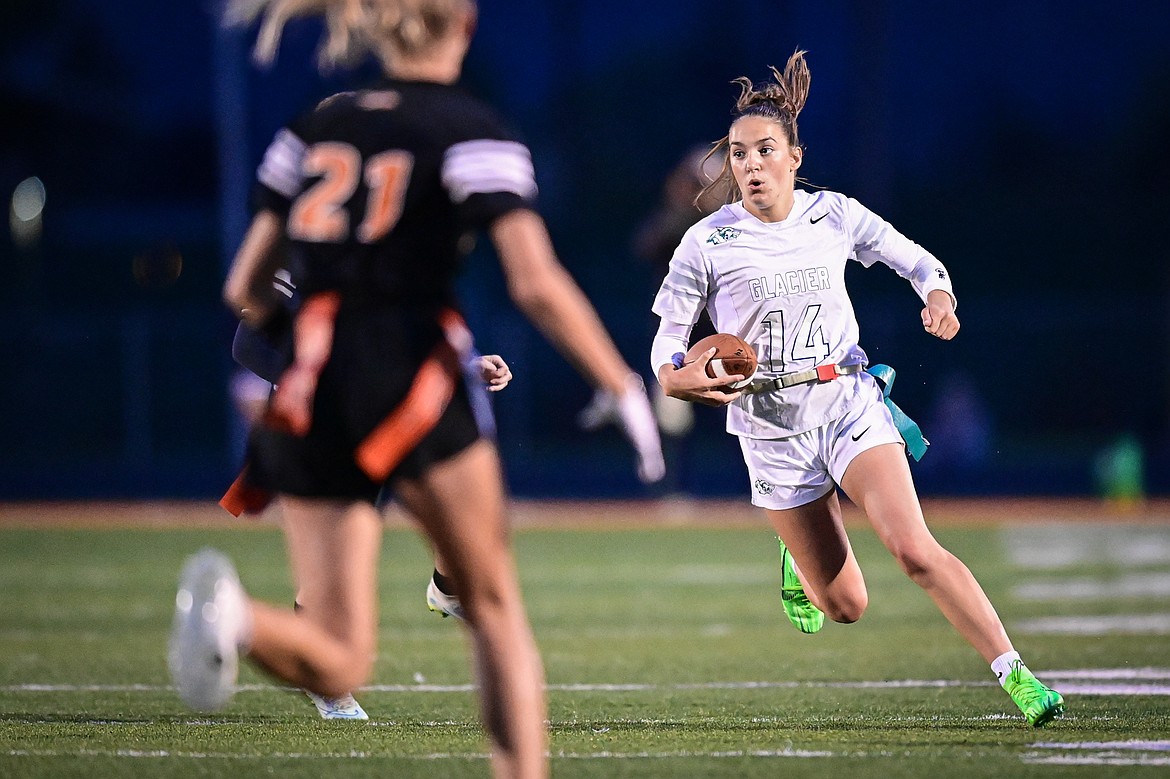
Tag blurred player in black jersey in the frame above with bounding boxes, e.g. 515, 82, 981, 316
168, 2, 662, 776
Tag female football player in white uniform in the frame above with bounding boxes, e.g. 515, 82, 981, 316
650, 50, 1063, 727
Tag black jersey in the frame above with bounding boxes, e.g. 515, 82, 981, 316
253, 79, 537, 305
234, 79, 529, 503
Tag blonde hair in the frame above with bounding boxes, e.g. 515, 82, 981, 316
225, 0, 474, 69
697, 49, 812, 207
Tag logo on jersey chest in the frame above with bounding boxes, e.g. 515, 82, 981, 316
706, 226, 742, 245
749, 267, 831, 301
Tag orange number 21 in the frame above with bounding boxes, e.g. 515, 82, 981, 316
289, 143, 413, 244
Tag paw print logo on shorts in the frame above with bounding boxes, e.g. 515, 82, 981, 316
754, 479, 775, 495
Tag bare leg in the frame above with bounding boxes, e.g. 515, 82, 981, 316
433, 551, 452, 580
396, 440, 547, 779
765, 489, 868, 623
245, 498, 383, 697
840, 443, 1013, 662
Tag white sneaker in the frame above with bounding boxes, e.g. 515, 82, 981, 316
168, 548, 249, 712
304, 690, 369, 720
426, 578, 465, 621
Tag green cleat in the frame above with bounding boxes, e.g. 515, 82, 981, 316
1004, 660, 1065, 726
777, 537, 824, 634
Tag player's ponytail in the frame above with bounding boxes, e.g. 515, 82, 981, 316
366, 0, 473, 59
733, 49, 810, 135
697, 49, 812, 209
225, 0, 475, 69
224, 0, 339, 65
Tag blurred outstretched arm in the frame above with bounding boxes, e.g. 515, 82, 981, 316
491, 209, 664, 483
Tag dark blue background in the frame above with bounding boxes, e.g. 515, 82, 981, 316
2, 1, 1167, 499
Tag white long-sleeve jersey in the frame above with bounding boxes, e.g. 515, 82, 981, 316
651, 189, 955, 439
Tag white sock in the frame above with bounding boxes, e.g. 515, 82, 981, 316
991, 650, 1022, 688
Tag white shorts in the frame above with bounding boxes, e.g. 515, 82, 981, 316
738, 383, 903, 510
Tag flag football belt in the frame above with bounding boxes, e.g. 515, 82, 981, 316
745, 362, 930, 462
744, 362, 865, 394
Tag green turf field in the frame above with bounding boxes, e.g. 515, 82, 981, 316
2, 508, 1169, 777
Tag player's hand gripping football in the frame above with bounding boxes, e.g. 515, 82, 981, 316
658, 348, 746, 407
922, 289, 960, 340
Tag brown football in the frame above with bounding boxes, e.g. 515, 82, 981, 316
684, 333, 758, 388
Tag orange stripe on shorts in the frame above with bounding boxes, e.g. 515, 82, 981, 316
355, 341, 461, 482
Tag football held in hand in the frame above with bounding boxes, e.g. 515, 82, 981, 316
684, 333, 757, 389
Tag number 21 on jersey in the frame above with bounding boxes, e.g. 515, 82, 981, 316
289, 142, 414, 244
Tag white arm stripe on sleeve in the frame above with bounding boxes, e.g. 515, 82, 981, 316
257, 129, 307, 199
442, 140, 538, 203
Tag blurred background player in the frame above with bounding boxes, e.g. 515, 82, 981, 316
169, 2, 663, 777
631, 145, 726, 281
650, 50, 1064, 727
578, 146, 723, 491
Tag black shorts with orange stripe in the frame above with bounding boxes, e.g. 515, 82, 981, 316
243, 305, 483, 503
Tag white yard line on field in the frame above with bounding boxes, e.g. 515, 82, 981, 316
1043, 668, 1170, 679
11, 744, 1170, 765
1013, 613, 1170, 635
1001, 523, 1170, 569
3, 668, 1169, 696
1014, 572, 1170, 600
1022, 739, 1170, 767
